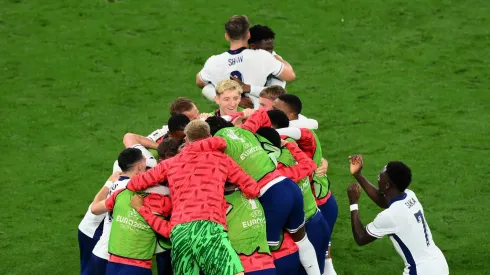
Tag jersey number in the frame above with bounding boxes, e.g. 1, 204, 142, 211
230, 70, 243, 82
248, 199, 258, 210
414, 210, 430, 246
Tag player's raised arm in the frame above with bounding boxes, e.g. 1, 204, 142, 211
226, 156, 260, 199
123, 132, 159, 150
350, 155, 389, 209
127, 160, 169, 192
279, 140, 317, 182
240, 109, 272, 133
92, 172, 121, 203
131, 195, 172, 238
91, 189, 124, 215
347, 183, 377, 246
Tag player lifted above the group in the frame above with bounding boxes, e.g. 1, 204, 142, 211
197, 15, 295, 109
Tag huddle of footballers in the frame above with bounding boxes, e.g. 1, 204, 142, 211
77, 14, 449, 275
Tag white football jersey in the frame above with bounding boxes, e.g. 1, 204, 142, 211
78, 203, 104, 238
289, 114, 319, 130
199, 48, 284, 88
366, 189, 449, 275
147, 125, 169, 142
92, 177, 130, 260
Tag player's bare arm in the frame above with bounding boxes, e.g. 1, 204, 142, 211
91, 199, 109, 215
92, 172, 120, 203
350, 155, 389, 208
123, 132, 159, 150
275, 55, 296, 82
347, 183, 377, 246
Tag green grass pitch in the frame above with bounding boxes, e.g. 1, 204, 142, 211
1, 0, 489, 274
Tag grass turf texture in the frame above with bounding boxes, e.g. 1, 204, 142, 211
1, 0, 489, 274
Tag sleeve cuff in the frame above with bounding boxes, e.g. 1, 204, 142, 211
366, 223, 384, 238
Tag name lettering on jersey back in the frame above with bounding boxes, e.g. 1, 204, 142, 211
228, 56, 243, 66
405, 197, 417, 209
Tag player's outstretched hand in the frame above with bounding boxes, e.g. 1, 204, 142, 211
199, 113, 212, 120
242, 108, 255, 117
108, 171, 121, 182
231, 75, 251, 93
232, 116, 247, 127
347, 183, 362, 204
131, 194, 145, 211
280, 139, 289, 147
349, 155, 363, 176
315, 158, 328, 177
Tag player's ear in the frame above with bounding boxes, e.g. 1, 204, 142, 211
246, 31, 251, 40
225, 32, 230, 42
214, 95, 220, 105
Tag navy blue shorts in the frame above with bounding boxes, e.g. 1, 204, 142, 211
304, 211, 330, 274
246, 268, 276, 275
156, 250, 173, 275
319, 194, 338, 238
274, 252, 300, 275
259, 178, 305, 245
83, 253, 107, 275
78, 227, 102, 274
106, 262, 152, 275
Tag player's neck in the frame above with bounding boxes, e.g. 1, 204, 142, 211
120, 171, 134, 178
384, 190, 402, 205
229, 40, 248, 50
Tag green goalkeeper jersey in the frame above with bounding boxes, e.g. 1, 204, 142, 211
225, 189, 270, 256
215, 127, 277, 182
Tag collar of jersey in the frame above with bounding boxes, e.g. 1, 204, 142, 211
228, 47, 247, 55
118, 176, 130, 181
388, 192, 407, 207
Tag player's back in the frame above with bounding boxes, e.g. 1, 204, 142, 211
201, 48, 283, 87
215, 127, 276, 183
164, 139, 234, 228
386, 190, 448, 275
225, 189, 273, 273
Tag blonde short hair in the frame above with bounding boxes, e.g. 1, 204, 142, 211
216, 79, 243, 96
184, 120, 211, 142
259, 85, 286, 100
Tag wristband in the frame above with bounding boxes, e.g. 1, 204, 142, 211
350, 204, 359, 211
104, 181, 113, 188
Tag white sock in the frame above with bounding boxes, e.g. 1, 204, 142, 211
295, 236, 321, 275
202, 84, 216, 102
323, 258, 337, 275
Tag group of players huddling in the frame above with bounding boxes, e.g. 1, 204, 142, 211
77, 15, 449, 275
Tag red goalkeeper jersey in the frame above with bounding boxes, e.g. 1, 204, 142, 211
127, 136, 260, 234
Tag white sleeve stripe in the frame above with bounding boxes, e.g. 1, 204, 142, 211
366, 225, 383, 238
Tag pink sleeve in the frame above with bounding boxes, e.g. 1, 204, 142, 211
241, 110, 272, 134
